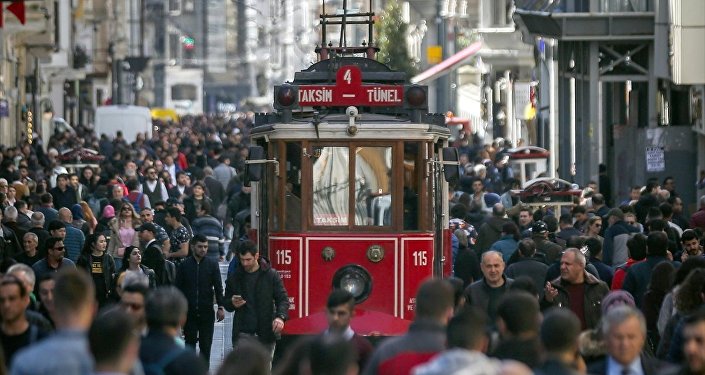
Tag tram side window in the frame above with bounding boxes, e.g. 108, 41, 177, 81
285, 142, 302, 231
312, 147, 349, 226
404, 142, 421, 230
354, 147, 392, 226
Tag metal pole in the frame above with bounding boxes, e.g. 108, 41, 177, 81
569, 74, 576, 177
435, 0, 447, 113
505, 70, 513, 143
548, 38, 559, 178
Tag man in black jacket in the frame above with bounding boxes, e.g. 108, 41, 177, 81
464, 251, 514, 324
505, 238, 548, 298
223, 240, 289, 360
49, 174, 77, 210
138, 223, 169, 286
175, 234, 224, 365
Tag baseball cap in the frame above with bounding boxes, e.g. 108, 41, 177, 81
136, 222, 157, 233
531, 221, 548, 234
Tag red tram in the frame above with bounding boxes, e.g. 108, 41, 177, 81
243, 6, 459, 338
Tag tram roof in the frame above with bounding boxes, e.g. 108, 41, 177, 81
250, 121, 451, 141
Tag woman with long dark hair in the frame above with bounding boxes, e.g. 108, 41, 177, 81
114, 246, 156, 289
76, 233, 116, 307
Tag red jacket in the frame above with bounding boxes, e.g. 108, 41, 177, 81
362, 319, 445, 375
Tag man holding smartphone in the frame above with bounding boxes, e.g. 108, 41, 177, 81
223, 240, 289, 361
681, 229, 704, 261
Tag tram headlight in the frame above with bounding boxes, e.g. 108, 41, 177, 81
404, 85, 427, 109
275, 84, 298, 109
332, 265, 372, 304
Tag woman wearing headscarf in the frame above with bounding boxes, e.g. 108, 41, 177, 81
70, 203, 91, 237
95, 204, 115, 236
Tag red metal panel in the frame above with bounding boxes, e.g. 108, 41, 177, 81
269, 237, 303, 320
297, 65, 404, 107
270, 233, 435, 337
442, 228, 453, 278
400, 237, 434, 321
306, 236, 398, 322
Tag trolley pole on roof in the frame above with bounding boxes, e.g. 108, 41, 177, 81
435, 0, 448, 113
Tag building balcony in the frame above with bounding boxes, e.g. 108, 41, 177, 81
513, 0, 655, 41
513, 10, 655, 41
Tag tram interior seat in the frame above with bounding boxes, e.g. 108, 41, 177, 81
371, 195, 391, 226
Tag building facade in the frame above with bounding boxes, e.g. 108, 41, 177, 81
514, 0, 704, 207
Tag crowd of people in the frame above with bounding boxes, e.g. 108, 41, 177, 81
0, 113, 287, 374
1, 113, 705, 374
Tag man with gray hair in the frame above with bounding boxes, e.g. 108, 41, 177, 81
3, 205, 25, 242
542, 248, 609, 330
464, 251, 514, 324
28, 212, 50, 258
586, 306, 678, 375
15, 233, 41, 266
139, 286, 208, 375
0, 207, 22, 260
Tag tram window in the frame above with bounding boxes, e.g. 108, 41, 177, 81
285, 142, 302, 231
404, 142, 421, 230
312, 147, 349, 226
354, 147, 392, 226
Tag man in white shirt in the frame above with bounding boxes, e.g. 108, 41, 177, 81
587, 306, 678, 375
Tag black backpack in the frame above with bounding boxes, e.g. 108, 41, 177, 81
143, 347, 184, 375
162, 259, 176, 285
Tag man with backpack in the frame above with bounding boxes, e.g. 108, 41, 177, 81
125, 179, 150, 212
139, 286, 208, 375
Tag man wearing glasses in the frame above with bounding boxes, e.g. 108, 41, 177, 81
31, 237, 75, 291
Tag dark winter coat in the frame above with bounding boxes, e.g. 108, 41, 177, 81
223, 257, 289, 344
540, 271, 609, 330
476, 216, 510, 254
175, 255, 224, 314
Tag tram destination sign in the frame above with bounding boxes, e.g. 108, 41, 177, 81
297, 65, 404, 107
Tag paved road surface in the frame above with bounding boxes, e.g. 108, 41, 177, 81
208, 260, 233, 373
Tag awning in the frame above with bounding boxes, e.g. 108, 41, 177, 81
410, 41, 483, 84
